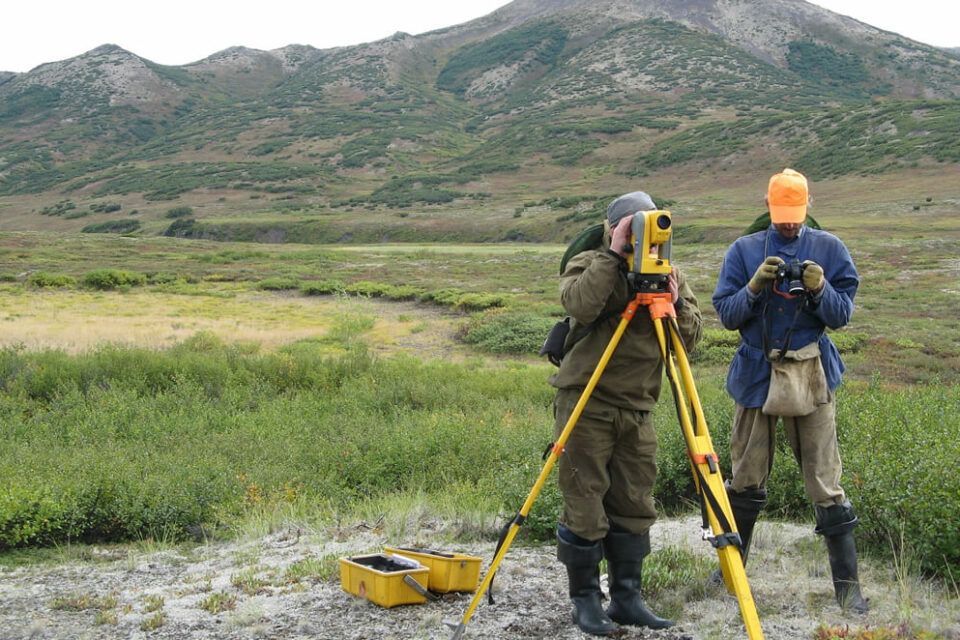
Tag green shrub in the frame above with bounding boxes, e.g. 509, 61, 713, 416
300, 281, 344, 296
81, 220, 141, 234
461, 310, 557, 354
26, 272, 76, 289
343, 281, 422, 301
147, 272, 190, 285
830, 331, 868, 353
0, 340, 955, 577
419, 289, 509, 311
837, 382, 960, 576
257, 277, 300, 291
165, 206, 194, 219
39, 200, 76, 216
689, 328, 739, 365
82, 269, 147, 290
0, 340, 552, 549
163, 218, 196, 237
89, 202, 122, 213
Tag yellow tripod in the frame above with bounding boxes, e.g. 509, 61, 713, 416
448, 292, 764, 640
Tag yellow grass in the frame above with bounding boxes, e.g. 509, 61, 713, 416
0, 288, 464, 356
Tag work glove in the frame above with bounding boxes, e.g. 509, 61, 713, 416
609, 213, 634, 257
802, 260, 825, 293
748, 256, 784, 294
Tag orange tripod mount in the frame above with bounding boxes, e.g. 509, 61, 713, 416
448, 290, 765, 640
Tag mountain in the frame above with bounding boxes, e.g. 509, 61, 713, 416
1, 0, 958, 241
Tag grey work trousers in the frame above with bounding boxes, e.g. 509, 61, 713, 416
553, 388, 658, 541
728, 398, 846, 507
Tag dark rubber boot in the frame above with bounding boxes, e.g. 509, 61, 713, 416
824, 532, 870, 613
709, 486, 767, 585
602, 529, 673, 629
557, 530, 618, 636
816, 501, 869, 614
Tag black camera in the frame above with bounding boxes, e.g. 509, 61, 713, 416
776, 260, 807, 296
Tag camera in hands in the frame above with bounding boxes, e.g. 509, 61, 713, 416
776, 260, 807, 296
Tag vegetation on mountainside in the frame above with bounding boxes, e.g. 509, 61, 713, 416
3, 10, 959, 211
636, 100, 960, 178
437, 21, 568, 96
786, 40, 878, 97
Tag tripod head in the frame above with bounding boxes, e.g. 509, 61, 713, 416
626, 210, 673, 295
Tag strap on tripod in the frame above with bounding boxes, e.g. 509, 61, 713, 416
661, 317, 741, 551
486, 512, 526, 604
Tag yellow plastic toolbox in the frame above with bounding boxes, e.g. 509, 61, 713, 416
384, 546, 482, 593
339, 553, 431, 608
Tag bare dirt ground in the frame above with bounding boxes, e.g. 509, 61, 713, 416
2, 516, 956, 640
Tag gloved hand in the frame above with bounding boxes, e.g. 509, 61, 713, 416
748, 256, 784, 293
802, 260, 825, 293
609, 214, 634, 257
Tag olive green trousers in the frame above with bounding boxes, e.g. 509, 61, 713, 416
728, 399, 846, 507
553, 389, 658, 541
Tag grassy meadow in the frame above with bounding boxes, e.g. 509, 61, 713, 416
0, 170, 958, 639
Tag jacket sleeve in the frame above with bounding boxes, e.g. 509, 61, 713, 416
712, 241, 762, 331
674, 266, 703, 353
808, 240, 859, 329
559, 250, 622, 324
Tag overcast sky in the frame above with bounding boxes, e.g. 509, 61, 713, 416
2, 0, 957, 74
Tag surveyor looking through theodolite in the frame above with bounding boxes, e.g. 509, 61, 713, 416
547, 192, 703, 635
711, 168, 868, 614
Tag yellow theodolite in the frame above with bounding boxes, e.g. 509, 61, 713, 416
448, 210, 764, 640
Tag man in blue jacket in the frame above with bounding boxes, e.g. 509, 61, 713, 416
712, 168, 867, 613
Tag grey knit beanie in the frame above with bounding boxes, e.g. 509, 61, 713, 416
606, 191, 656, 227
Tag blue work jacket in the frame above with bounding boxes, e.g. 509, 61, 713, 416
712, 225, 860, 408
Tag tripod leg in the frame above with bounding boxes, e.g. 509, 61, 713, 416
652, 316, 765, 640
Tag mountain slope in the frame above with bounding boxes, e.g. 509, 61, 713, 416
0, 0, 958, 238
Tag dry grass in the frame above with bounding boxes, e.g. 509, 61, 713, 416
0, 287, 473, 359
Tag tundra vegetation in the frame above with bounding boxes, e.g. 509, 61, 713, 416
0, 190, 957, 639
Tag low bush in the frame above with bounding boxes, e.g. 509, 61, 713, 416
343, 281, 422, 301
460, 310, 557, 354
81, 220, 141, 234
257, 277, 300, 291
82, 269, 147, 290
89, 202, 122, 213
300, 281, 344, 296
0, 338, 552, 549
0, 340, 954, 578
419, 288, 508, 311
147, 272, 193, 285
165, 206, 194, 219
26, 272, 76, 289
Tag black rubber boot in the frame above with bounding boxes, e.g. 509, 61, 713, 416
815, 501, 869, 614
557, 529, 618, 636
601, 529, 673, 629
709, 486, 767, 585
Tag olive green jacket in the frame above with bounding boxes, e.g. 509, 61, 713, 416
549, 244, 703, 411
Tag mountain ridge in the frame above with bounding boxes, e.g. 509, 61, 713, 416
0, 0, 958, 241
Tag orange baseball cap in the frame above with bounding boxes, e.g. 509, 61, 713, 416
767, 168, 808, 223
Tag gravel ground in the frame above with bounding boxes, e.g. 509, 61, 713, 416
1, 516, 957, 640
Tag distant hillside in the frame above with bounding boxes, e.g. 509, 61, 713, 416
1, 0, 958, 241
